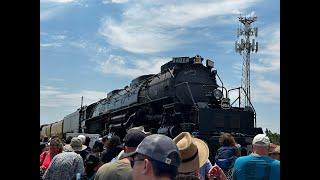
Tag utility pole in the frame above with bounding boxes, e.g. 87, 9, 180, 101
235, 15, 258, 107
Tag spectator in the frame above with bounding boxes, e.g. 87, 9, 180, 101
91, 140, 104, 159
101, 135, 109, 150
173, 132, 224, 180
232, 134, 280, 180
40, 142, 47, 155
235, 144, 241, 156
40, 137, 63, 171
124, 134, 181, 180
111, 126, 150, 162
64, 137, 88, 161
42, 152, 84, 180
66, 136, 73, 144
78, 135, 86, 144
43, 136, 49, 143
100, 135, 123, 163
84, 136, 91, 149
269, 143, 277, 154
81, 153, 102, 180
81, 136, 92, 160
269, 145, 280, 161
215, 133, 239, 179
94, 129, 147, 180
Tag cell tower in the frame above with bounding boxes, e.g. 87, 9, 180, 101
235, 14, 258, 107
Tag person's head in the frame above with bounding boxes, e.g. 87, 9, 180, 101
84, 153, 102, 176
252, 134, 270, 155
84, 136, 90, 147
173, 132, 209, 174
235, 143, 241, 156
269, 143, 277, 153
107, 135, 121, 149
65, 136, 73, 144
49, 137, 63, 156
64, 137, 87, 153
101, 135, 109, 146
124, 134, 181, 180
219, 133, 236, 146
123, 129, 147, 153
269, 145, 280, 160
78, 135, 86, 144
40, 142, 47, 154
43, 136, 49, 143
92, 140, 104, 153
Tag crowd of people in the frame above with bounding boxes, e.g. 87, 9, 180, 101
40, 128, 280, 180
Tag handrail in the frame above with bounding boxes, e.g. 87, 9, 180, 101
215, 73, 227, 96
228, 87, 257, 127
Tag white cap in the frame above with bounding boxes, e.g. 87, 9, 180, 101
252, 134, 270, 146
78, 135, 86, 144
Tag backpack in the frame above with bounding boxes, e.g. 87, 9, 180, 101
215, 146, 237, 170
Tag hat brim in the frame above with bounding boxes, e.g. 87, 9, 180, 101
178, 138, 209, 173
120, 151, 137, 160
64, 144, 87, 152
253, 143, 270, 147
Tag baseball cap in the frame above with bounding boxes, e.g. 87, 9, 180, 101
123, 134, 181, 167
78, 135, 86, 144
252, 134, 270, 146
123, 129, 147, 148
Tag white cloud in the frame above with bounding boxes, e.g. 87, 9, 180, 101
41, 86, 107, 124
251, 27, 279, 73
41, 0, 78, 3
40, 43, 62, 47
99, 0, 260, 54
102, 0, 129, 4
98, 55, 170, 78
40, 0, 84, 21
40, 6, 66, 21
41, 33, 67, 48
40, 86, 106, 108
52, 35, 66, 40
99, 19, 183, 54
252, 79, 279, 104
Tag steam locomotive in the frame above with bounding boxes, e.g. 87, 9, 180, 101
40, 55, 263, 160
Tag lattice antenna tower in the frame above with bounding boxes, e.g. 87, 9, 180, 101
235, 14, 258, 107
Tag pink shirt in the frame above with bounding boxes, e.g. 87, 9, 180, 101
40, 151, 53, 170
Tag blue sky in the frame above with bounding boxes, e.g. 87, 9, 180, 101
40, 0, 280, 133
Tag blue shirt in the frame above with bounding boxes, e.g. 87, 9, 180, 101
232, 155, 280, 180
199, 159, 213, 180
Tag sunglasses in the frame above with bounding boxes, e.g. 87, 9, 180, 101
130, 157, 145, 168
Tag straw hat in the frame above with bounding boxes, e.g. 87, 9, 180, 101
64, 137, 87, 152
173, 132, 209, 173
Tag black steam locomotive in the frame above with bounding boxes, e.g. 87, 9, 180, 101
41, 55, 263, 161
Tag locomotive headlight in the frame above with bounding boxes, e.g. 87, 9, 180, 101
213, 89, 223, 100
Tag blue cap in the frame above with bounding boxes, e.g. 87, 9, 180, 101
124, 134, 181, 167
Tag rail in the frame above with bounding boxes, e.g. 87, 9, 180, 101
228, 87, 257, 127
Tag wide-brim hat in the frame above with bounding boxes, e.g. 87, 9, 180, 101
64, 144, 87, 152
173, 132, 209, 173
64, 137, 87, 152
